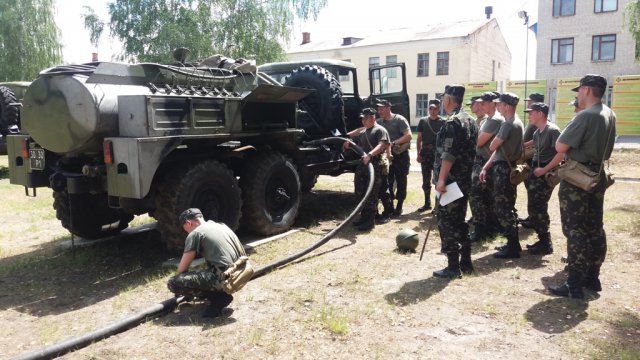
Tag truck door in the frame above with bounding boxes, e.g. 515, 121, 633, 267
369, 63, 410, 120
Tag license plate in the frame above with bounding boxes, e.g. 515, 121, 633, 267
29, 148, 45, 170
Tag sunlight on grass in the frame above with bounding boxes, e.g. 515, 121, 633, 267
315, 306, 349, 335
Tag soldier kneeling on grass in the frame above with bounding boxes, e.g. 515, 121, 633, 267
167, 208, 248, 318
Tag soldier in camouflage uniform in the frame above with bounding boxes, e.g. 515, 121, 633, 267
345, 108, 391, 231
519, 93, 545, 228
432, 84, 478, 279
469, 92, 504, 242
416, 99, 445, 212
479, 92, 524, 258
167, 208, 246, 317
545, 75, 616, 299
521, 103, 560, 255
376, 99, 412, 216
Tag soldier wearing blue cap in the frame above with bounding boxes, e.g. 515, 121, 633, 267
168, 208, 247, 317
416, 99, 445, 212
538, 74, 616, 299
480, 92, 524, 259
431, 84, 478, 278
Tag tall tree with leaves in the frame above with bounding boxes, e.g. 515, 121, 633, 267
625, 0, 640, 60
85, 0, 327, 64
0, 0, 62, 81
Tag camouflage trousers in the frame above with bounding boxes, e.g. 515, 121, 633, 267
388, 151, 410, 202
437, 182, 471, 254
525, 171, 554, 234
354, 160, 386, 221
420, 147, 436, 202
559, 173, 608, 282
469, 157, 496, 228
491, 162, 518, 237
167, 267, 225, 298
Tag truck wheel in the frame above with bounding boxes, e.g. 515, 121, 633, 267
52, 190, 134, 239
155, 161, 242, 251
241, 153, 301, 235
0, 85, 20, 134
284, 65, 345, 139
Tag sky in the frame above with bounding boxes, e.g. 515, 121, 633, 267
56, 0, 538, 79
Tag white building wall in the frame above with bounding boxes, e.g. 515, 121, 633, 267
468, 21, 512, 83
536, 0, 640, 81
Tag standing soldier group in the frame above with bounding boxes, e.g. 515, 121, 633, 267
346, 74, 616, 300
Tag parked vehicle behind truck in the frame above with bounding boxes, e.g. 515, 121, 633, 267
6, 55, 408, 251
0, 81, 29, 155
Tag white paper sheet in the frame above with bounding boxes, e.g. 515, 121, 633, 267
435, 182, 464, 206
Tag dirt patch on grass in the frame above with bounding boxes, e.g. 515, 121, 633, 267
1, 150, 639, 359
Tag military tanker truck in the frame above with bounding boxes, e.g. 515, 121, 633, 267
6, 55, 407, 250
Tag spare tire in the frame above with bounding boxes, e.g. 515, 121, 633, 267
0, 85, 19, 135
284, 65, 345, 139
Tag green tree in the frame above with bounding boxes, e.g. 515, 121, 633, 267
624, 0, 640, 60
88, 0, 327, 64
0, 0, 62, 81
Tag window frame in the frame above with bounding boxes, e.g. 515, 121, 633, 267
369, 56, 380, 80
436, 51, 449, 76
386, 55, 397, 78
592, 34, 616, 61
551, 37, 574, 64
416, 94, 429, 118
417, 53, 429, 77
552, 0, 576, 17
594, 0, 617, 13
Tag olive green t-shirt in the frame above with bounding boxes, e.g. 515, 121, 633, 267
532, 122, 561, 164
377, 114, 410, 142
357, 123, 390, 154
477, 113, 504, 160
184, 220, 245, 269
523, 123, 535, 142
557, 103, 616, 164
493, 115, 523, 163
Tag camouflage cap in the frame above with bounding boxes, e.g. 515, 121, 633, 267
444, 84, 465, 99
360, 107, 376, 117
526, 93, 545, 102
428, 99, 441, 107
572, 74, 607, 91
477, 91, 499, 102
466, 96, 480, 105
494, 92, 519, 106
523, 102, 549, 115
179, 208, 202, 224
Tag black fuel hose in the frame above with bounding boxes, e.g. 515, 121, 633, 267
11, 136, 373, 360
11, 296, 186, 360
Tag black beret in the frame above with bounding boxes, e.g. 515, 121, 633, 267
572, 74, 607, 91
523, 102, 549, 115
179, 208, 202, 224
494, 92, 519, 106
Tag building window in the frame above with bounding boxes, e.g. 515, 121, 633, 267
436, 52, 449, 75
386, 55, 397, 78
553, 0, 575, 16
416, 94, 429, 117
551, 38, 574, 64
369, 57, 379, 80
417, 53, 429, 77
592, 34, 616, 61
594, 0, 617, 13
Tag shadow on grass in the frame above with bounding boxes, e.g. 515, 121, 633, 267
0, 229, 173, 317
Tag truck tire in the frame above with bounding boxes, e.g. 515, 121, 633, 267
240, 152, 301, 235
52, 190, 134, 239
284, 65, 345, 139
154, 161, 242, 251
0, 85, 19, 134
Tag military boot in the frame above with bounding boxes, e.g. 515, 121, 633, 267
469, 224, 487, 243
459, 246, 474, 275
393, 200, 404, 217
548, 271, 584, 299
417, 191, 432, 212
528, 232, 553, 255
584, 265, 602, 292
357, 218, 375, 231
493, 231, 521, 259
433, 252, 462, 279
202, 292, 234, 318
